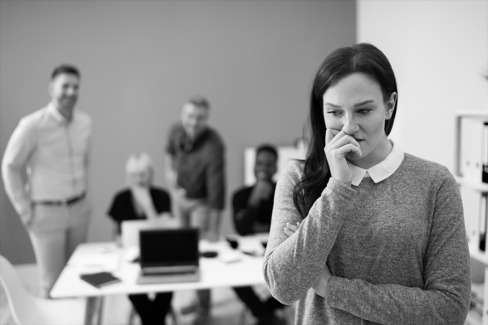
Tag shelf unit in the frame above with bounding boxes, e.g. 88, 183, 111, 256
454, 112, 488, 325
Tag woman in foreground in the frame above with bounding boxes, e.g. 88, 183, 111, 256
263, 43, 471, 324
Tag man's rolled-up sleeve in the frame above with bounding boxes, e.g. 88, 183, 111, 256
2, 118, 37, 215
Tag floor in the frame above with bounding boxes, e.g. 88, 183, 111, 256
0, 263, 295, 325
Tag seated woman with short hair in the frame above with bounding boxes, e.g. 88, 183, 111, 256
107, 152, 173, 325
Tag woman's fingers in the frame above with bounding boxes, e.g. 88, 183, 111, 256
325, 129, 334, 146
334, 133, 360, 149
324, 128, 359, 185
284, 227, 294, 237
326, 130, 360, 149
325, 129, 345, 147
325, 129, 362, 158
284, 222, 300, 237
333, 142, 362, 158
286, 222, 298, 231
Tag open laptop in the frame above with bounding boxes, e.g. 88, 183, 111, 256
137, 228, 200, 284
121, 218, 179, 251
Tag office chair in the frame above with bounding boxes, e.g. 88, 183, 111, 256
0, 255, 85, 325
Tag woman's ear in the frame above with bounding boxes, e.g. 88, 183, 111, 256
385, 92, 397, 120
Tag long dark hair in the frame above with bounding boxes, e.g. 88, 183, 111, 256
293, 43, 398, 218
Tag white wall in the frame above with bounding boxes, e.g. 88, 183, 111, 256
357, 0, 488, 169
357, 1, 488, 275
0, 0, 356, 263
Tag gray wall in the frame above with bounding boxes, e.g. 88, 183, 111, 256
0, 0, 356, 264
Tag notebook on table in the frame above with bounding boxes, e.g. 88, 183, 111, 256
137, 228, 200, 284
80, 272, 121, 288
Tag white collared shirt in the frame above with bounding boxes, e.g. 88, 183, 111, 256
348, 141, 404, 186
2, 103, 92, 214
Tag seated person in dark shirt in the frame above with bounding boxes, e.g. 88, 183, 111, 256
107, 152, 173, 325
232, 144, 285, 325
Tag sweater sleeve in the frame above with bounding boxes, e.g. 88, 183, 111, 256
263, 163, 357, 305
325, 167, 471, 325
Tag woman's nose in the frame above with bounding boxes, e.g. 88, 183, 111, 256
342, 115, 359, 135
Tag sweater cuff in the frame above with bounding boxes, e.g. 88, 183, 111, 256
327, 177, 355, 192
325, 276, 345, 308
326, 276, 360, 312
322, 177, 356, 204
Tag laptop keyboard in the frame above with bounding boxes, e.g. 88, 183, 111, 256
142, 270, 197, 276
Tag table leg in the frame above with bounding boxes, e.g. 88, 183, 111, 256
84, 297, 97, 325
84, 297, 105, 325
97, 296, 105, 325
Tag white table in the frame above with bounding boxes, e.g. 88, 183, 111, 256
51, 234, 269, 324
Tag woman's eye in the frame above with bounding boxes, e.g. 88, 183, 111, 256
358, 109, 371, 114
327, 111, 342, 116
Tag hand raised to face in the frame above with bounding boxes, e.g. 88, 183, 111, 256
324, 129, 362, 186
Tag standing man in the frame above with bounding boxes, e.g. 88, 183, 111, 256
164, 95, 225, 325
232, 144, 285, 325
2, 65, 92, 298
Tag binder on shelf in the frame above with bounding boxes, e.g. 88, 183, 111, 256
482, 121, 488, 184
461, 186, 480, 246
460, 118, 484, 183
479, 194, 487, 251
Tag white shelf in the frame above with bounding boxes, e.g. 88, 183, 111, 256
470, 243, 487, 265
467, 278, 485, 325
455, 176, 488, 193
454, 111, 488, 118
456, 112, 488, 325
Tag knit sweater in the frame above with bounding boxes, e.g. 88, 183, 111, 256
263, 153, 471, 325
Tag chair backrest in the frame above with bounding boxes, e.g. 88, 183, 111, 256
0, 255, 36, 325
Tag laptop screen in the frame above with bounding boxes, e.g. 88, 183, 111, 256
139, 228, 199, 268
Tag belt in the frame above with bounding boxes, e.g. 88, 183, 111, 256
34, 192, 86, 206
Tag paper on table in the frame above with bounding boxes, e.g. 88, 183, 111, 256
219, 251, 241, 264
240, 241, 265, 256
72, 246, 121, 273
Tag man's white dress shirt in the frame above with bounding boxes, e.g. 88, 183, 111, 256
2, 103, 92, 215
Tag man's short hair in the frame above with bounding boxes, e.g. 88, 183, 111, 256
256, 144, 278, 161
51, 64, 81, 80
188, 95, 210, 110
